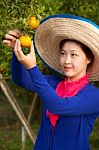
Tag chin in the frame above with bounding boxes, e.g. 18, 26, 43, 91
64, 71, 73, 77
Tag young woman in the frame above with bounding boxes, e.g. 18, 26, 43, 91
3, 14, 99, 150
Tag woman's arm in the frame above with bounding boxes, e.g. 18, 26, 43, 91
12, 39, 99, 116
11, 52, 60, 91
27, 66, 99, 116
3, 30, 33, 90
11, 52, 35, 90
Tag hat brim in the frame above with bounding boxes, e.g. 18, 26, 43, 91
34, 14, 99, 81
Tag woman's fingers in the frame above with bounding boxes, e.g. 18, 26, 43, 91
14, 39, 36, 68
14, 39, 20, 58
3, 33, 16, 48
17, 40, 25, 60
30, 41, 36, 58
8, 29, 23, 38
5, 33, 16, 41
8, 30, 19, 38
3, 30, 23, 48
4, 29, 23, 40
30, 41, 35, 54
2, 39, 11, 45
3, 38, 16, 48
14, 39, 25, 62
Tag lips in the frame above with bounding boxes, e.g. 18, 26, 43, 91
64, 66, 73, 71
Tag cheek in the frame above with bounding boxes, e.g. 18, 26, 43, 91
60, 57, 66, 68
73, 58, 88, 70
60, 57, 63, 65
72, 59, 83, 68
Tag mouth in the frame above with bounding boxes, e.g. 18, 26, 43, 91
64, 66, 73, 71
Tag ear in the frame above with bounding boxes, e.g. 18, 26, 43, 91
87, 58, 91, 65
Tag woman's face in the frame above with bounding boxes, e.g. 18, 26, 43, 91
60, 41, 90, 81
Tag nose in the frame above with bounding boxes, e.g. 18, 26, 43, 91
64, 55, 71, 64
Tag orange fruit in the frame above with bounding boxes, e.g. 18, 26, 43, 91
19, 35, 31, 48
27, 16, 40, 29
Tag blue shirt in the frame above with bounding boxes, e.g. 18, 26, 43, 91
11, 53, 99, 150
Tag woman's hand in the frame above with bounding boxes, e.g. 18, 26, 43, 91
3, 29, 23, 48
14, 39, 36, 69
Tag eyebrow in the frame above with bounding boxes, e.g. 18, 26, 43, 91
61, 49, 78, 52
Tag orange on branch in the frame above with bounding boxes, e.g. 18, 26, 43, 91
27, 16, 40, 29
19, 35, 31, 48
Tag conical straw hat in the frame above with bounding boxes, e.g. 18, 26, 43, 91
34, 14, 99, 81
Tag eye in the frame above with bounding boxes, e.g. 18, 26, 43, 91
71, 53, 78, 57
61, 52, 65, 55
61, 51, 65, 56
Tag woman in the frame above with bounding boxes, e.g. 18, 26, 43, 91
3, 14, 99, 150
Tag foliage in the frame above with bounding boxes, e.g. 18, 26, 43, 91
0, 0, 99, 76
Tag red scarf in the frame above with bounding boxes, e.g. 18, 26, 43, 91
46, 74, 89, 127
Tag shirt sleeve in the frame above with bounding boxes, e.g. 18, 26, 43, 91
27, 66, 99, 116
11, 52, 59, 91
11, 52, 35, 91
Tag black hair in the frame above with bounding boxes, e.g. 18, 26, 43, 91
59, 39, 94, 69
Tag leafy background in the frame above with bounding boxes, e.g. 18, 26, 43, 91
0, 0, 99, 76
0, 0, 99, 149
